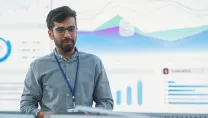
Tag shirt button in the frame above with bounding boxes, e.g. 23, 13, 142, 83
66, 94, 69, 96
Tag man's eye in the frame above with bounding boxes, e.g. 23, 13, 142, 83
68, 28, 75, 32
56, 28, 65, 32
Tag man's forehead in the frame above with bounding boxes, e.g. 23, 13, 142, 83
54, 17, 75, 24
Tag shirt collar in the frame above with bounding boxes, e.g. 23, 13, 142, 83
53, 47, 78, 61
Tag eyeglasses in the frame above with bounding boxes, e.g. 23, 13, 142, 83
54, 26, 77, 35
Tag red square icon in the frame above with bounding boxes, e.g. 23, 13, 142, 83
163, 68, 169, 74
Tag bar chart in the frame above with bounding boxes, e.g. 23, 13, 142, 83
115, 80, 143, 106
165, 80, 208, 105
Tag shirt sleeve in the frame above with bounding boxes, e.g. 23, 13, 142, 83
20, 61, 42, 114
93, 59, 114, 110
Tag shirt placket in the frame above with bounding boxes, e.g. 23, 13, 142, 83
65, 60, 72, 109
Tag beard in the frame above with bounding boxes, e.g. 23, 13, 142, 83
55, 38, 75, 53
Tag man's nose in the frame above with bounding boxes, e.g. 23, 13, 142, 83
64, 30, 72, 38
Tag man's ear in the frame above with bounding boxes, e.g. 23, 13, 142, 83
48, 30, 54, 40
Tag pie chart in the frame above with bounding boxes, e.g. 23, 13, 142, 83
0, 38, 11, 62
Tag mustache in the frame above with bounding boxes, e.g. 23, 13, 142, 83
62, 38, 74, 43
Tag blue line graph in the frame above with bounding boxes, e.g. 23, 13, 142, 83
115, 80, 143, 106
168, 81, 176, 83
74, 0, 208, 20
169, 102, 208, 105
169, 85, 208, 88
168, 98, 208, 100
168, 89, 195, 92
168, 94, 208, 96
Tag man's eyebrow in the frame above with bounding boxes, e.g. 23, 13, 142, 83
68, 26, 76, 28
55, 26, 65, 29
56, 26, 75, 28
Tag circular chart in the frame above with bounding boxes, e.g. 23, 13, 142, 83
0, 38, 11, 62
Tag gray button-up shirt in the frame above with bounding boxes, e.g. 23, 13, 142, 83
20, 49, 114, 114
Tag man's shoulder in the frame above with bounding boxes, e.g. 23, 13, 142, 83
30, 52, 54, 67
79, 51, 102, 62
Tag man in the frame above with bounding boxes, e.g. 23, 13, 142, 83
20, 6, 114, 118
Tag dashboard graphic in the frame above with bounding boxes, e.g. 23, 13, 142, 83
0, 0, 208, 114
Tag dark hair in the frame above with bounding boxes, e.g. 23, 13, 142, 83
46, 6, 77, 30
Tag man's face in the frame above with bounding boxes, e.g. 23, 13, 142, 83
49, 17, 77, 53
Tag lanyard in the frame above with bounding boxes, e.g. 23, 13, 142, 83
54, 51, 79, 108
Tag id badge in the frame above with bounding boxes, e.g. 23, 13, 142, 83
67, 108, 76, 112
